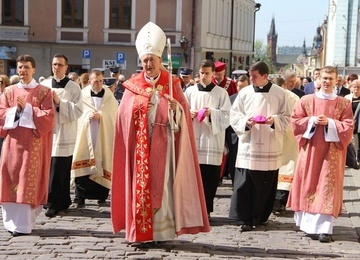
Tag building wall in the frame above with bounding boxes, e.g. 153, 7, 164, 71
28, 0, 57, 42
346, 0, 358, 66
0, 0, 256, 79
197, 0, 255, 72
326, 0, 358, 68
88, 2, 105, 44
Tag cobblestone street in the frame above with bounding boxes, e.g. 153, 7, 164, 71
0, 168, 359, 259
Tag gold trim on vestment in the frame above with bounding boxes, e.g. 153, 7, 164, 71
24, 137, 41, 204
71, 158, 96, 170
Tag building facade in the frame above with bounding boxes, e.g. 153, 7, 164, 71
325, 0, 360, 75
0, 0, 257, 80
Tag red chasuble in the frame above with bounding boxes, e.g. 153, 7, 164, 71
111, 69, 210, 242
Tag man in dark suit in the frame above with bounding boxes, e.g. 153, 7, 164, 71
284, 70, 305, 98
334, 75, 350, 97
304, 68, 321, 94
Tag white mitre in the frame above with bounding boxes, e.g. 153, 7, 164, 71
135, 22, 166, 58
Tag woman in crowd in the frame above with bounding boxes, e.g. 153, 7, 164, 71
77, 73, 89, 89
0, 75, 10, 95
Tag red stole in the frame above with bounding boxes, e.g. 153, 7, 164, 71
123, 70, 178, 241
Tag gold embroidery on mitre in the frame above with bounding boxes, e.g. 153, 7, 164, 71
143, 43, 153, 52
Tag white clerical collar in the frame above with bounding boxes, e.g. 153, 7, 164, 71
53, 75, 66, 82
256, 81, 269, 89
91, 86, 104, 95
316, 89, 337, 100
17, 79, 38, 89
144, 72, 160, 85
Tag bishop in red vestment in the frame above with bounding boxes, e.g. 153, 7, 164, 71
111, 22, 210, 243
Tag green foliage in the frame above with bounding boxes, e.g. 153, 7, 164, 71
253, 39, 277, 73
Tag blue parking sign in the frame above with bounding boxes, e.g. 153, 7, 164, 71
82, 49, 91, 59
117, 52, 125, 64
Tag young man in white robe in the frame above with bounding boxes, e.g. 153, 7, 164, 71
184, 59, 231, 219
229, 61, 291, 231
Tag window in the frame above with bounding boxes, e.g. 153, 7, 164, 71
62, 0, 84, 28
109, 0, 131, 29
2, 0, 24, 26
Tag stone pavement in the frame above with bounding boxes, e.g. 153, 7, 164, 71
0, 168, 360, 259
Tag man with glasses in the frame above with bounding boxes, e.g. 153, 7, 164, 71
0, 54, 54, 236
41, 53, 83, 218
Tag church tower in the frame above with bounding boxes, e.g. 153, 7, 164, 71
267, 17, 278, 66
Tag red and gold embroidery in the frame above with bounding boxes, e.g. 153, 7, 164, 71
103, 170, 111, 181
71, 158, 96, 170
278, 174, 294, 183
133, 95, 153, 241
24, 137, 41, 204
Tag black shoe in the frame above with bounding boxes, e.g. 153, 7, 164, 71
45, 208, 58, 218
12, 231, 29, 237
273, 204, 286, 214
318, 233, 332, 243
240, 224, 252, 232
73, 197, 85, 207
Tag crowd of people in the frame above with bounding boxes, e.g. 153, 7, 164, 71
0, 22, 356, 245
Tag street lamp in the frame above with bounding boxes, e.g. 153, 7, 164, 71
252, 3, 261, 62
320, 16, 328, 68
179, 36, 189, 63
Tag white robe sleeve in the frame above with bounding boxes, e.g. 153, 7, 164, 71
3, 106, 19, 130
302, 116, 317, 139
58, 86, 83, 124
208, 92, 231, 135
324, 118, 340, 142
272, 88, 292, 137
230, 92, 251, 142
19, 103, 36, 129
3, 103, 36, 130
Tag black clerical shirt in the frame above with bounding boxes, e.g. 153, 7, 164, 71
52, 77, 70, 88
91, 88, 105, 98
253, 81, 272, 92
197, 82, 216, 92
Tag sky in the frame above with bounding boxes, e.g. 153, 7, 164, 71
255, 0, 329, 47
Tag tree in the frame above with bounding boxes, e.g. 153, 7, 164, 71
253, 39, 276, 73
254, 40, 266, 62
